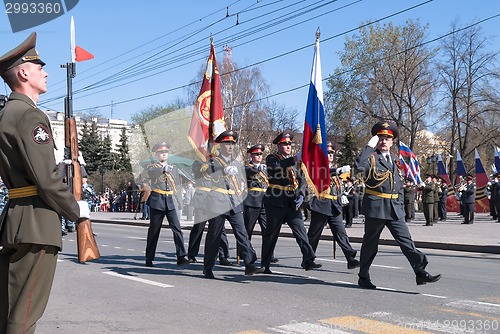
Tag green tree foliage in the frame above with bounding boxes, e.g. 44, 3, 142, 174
116, 127, 132, 173
79, 121, 102, 174
325, 19, 436, 149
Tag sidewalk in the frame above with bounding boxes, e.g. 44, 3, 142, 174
89, 211, 500, 254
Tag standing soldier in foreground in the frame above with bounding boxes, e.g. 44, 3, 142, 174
261, 131, 320, 273
307, 142, 359, 270
145, 141, 190, 267
355, 121, 441, 289
0, 32, 90, 333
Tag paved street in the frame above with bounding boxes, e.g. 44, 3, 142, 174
36, 212, 500, 334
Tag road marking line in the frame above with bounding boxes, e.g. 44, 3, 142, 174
103, 271, 173, 288
368, 311, 470, 334
421, 293, 447, 299
232, 331, 268, 334
271, 321, 351, 334
434, 307, 500, 321
321, 315, 432, 334
446, 300, 500, 314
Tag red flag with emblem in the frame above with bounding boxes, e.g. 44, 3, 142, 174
187, 42, 226, 162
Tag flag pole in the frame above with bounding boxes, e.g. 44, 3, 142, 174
312, 27, 322, 145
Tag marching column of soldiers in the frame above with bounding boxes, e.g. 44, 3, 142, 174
143, 123, 442, 289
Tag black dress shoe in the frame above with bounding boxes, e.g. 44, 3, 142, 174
358, 278, 376, 289
177, 256, 190, 266
61, 230, 67, 236
203, 269, 215, 279
263, 267, 273, 274
245, 264, 265, 275
347, 259, 360, 269
302, 261, 322, 271
219, 258, 233, 266
416, 271, 441, 285
270, 257, 279, 263
188, 257, 198, 263
145, 261, 154, 267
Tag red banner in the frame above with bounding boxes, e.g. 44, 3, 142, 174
188, 43, 226, 161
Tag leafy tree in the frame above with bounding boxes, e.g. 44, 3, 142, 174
436, 20, 500, 175
325, 19, 436, 149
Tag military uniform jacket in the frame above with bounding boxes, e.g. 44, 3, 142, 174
421, 182, 435, 204
461, 183, 476, 204
308, 168, 343, 217
0, 92, 79, 249
243, 162, 268, 208
355, 146, 404, 220
200, 155, 247, 215
146, 162, 182, 212
404, 186, 415, 205
264, 152, 305, 208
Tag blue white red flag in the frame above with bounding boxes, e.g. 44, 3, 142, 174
399, 142, 422, 185
474, 149, 490, 213
437, 154, 459, 213
399, 154, 416, 184
494, 146, 500, 173
455, 150, 467, 177
300, 33, 329, 197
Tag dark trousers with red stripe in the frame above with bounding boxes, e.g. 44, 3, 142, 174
0, 243, 58, 334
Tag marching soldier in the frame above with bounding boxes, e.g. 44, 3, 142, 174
355, 121, 440, 289
145, 141, 190, 267
307, 142, 359, 270
0, 32, 89, 333
199, 130, 264, 279
261, 131, 320, 273
187, 160, 231, 265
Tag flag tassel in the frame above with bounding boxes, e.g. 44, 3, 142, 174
312, 123, 322, 144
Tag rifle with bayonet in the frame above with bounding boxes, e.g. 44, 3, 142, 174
63, 60, 100, 263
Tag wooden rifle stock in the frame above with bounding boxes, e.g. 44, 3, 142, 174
65, 118, 101, 263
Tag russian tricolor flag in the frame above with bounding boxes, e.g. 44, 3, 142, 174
399, 142, 422, 185
301, 32, 329, 196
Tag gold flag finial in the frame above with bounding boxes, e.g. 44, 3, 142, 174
210, 34, 213, 44
316, 27, 320, 41
312, 123, 322, 144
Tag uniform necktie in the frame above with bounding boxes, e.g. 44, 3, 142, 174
385, 154, 392, 166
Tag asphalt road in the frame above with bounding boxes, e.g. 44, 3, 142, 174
37, 223, 500, 334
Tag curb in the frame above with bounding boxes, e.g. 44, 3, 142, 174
91, 219, 500, 255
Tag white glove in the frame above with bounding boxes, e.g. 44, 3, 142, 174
56, 159, 72, 176
294, 194, 304, 210
77, 152, 86, 166
162, 164, 173, 173
257, 164, 266, 171
367, 135, 379, 148
336, 165, 351, 174
224, 165, 238, 176
77, 200, 90, 219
